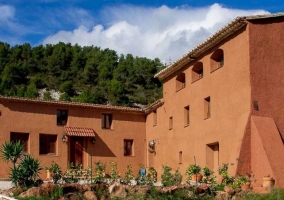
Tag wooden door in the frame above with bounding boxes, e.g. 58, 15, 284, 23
70, 137, 84, 167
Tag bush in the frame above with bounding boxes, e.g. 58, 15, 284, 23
161, 165, 182, 187
46, 161, 62, 184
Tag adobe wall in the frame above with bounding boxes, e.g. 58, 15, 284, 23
248, 17, 284, 187
146, 27, 251, 180
0, 101, 146, 179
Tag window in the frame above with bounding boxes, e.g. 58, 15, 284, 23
184, 106, 190, 126
179, 151, 182, 164
204, 97, 211, 119
169, 116, 173, 130
124, 139, 134, 156
39, 134, 57, 155
210, 49, 224, 72
192, 62, 203, 82
57, 110, 68, 125
0, 110, 2, 116
176, 73, 186, 91
101, 114, 112, 129
10, 132, 29, 153
153, 110, 157, 126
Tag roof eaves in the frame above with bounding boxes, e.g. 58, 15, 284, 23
0, 96, 144, 114
143, 99, 164, 114
154, 17, 247, 80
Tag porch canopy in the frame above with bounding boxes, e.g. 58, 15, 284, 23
64, 126, 95, 137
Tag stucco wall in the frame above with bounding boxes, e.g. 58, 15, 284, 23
248, 17, 284, 187
0, 101, 146, 179
146, 27, 251, 180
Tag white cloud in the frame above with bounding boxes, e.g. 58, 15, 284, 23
0, 5, 15, 22
43, 3, 269, 62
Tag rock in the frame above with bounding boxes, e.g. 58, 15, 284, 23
136, 186, 149, 195
108, 182, 120, 194
84, 191, 98, 200
109, 182, 127, 199
224, 186, 235, 196
65, 192, 81, 200
196, 183, 209, 194
81, 184, 91, 192
62, 183, 81, 194
19, 187, 39, 198
215, 191, 230, 200
39, 182, 56, 197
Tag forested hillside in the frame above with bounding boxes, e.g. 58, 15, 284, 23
0, 42, 164, 106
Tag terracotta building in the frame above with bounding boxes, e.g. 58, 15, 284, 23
1, 13, 284, 187
146, 13, 284, 187
0, 96, 147, 179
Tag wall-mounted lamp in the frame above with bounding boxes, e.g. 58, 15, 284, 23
62, 133, 67, 143
91, 137, 96, 145
148, 139, 157, 148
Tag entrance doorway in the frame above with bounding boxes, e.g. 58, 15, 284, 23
206, 142, 219, 172
70, 137, 84, 167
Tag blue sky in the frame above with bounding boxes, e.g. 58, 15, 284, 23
0, 0, 282, 61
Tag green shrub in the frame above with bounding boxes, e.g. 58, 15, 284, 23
124, 164, 135, 184
93, 161, 106, 184
46, 161, 63, 184
110, 161, 120, 183
161, 165, 182, 187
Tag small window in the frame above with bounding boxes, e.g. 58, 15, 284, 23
204, 97, 211, 119
192, 62, 203, 82
184, 106, 190, 126
0, 110, 2, 116
176, 73, 186, 91
153, 110, 157, 126
210, 49, 224, 72
124, 139, 134, 156
179, 151, 182, 164
10, 132, 29, 153
39, 134, 57, 155
169, 116, 173, 130
57, 110, 68, 125
102, 114, 112, 129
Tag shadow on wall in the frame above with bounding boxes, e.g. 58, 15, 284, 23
91, 134, 116, 157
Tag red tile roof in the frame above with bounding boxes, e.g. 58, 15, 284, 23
0, 95, 144, 114
64, 126, 95, 137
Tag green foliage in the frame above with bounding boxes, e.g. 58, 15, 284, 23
234, 175, 250, 188
59, 93, 70, 101
46, 161, 63, 184
9, 154, 42, 187
59, 81, 74, 96
110, 161, 120, 183
93, 161, 106, 184
0, 140, 24, 167
234, 188, 284, 200
25, 83, 39, 98
161, 165, 182, 187
202, 166, 216, 184
0, 42, 163, 106
124, 164, 135, 184
147, 167, 157, 185
185, 164, 201, 183
50, 186, 63, 200
218, 163, 235, 185
62, 163, 82, 183
43, 91, 52, 100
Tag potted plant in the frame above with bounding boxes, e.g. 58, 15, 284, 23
237, 175, 251, 191
185, 164, 202, 182
202, 166, 215, 184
